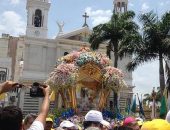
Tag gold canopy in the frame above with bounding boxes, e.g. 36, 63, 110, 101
76, 62, 102, 90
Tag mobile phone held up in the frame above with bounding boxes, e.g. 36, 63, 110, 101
30, 82, 44, 97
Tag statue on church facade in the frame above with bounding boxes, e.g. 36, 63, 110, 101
57, 21, 64, 35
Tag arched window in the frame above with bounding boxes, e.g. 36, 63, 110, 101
34, 9, 42, 27
0, 71, 6, 82
117, 2, 121, 7
122, 2, 125, 7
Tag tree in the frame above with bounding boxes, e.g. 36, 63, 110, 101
143, 87, 161, 105
165, 60, 170, 93
89, 11, 140, 108
127, 11, 170, 96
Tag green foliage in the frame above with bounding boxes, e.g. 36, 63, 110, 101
127, 11, 170, 71
143, 87, 162, 104
127, 11, 170, 95
89, 11, 140, 66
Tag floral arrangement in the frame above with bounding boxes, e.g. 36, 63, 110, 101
103, 66, 127, 91
46, 63, 77, 90
96, 53, 110, 67
47, 47, 126, 92
104, 66, 124, 78
60, 47, 110, 69
59, 46, 90, 63
76, 52, 110, 68
61, 51, 81, 63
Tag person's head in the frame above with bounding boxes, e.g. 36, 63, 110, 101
45, 117, 54, 130
83, 110, 104, 129
123, 117, 139, 130
135, 117, 143, 128
60, 120, 77, 130
0, 106, 23, 130
23, 113, 37, 130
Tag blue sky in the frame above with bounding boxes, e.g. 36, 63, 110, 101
0, 0, 169, 95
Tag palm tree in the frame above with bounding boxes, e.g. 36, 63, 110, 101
89, 11, 140, 108
143, 87, 161, 105
127, 11, 170, 96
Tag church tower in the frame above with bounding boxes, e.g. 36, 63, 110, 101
114, 0, 128, 13
26, 0, 51, 38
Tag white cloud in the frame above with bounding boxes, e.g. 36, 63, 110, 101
141, 3, 149, 12
133, 61, 159, 95
10, 0, 20, 4
160, 2, 164, 6
129, 2, 134, 7
85, 7, 112, 27
0, 11, 26, 36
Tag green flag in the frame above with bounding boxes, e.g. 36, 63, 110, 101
160, 95, 167, 118
131, 95, 136, 113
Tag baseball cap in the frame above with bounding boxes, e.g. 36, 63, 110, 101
85, 110, 104, 122
123, 117, 136, 126
46, 117, 53, 122
60, 120, 76, 128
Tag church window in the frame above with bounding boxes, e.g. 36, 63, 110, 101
122, 2, 125, 7
117, 2, 121, 7
0, 71, 6, 82
34, 9, 42, 27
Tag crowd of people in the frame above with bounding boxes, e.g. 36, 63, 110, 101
1, 81, 170, 130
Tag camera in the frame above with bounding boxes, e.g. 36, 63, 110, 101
30, 82, 44, 97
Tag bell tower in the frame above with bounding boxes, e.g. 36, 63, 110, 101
26, 0, 51, 38
114, 0, 128, 13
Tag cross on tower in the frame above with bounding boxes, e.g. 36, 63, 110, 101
82, 12, 89, 27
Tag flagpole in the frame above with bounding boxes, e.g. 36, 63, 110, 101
151, 87, 156, 119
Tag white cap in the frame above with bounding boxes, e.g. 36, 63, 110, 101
85, 110, 104, 122
60, 120, 75, 128
166, 110, 170, 123
101, 120, 111, 129
135, 117, 143, 122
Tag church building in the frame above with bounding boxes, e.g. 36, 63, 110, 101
0, 0, 134, 115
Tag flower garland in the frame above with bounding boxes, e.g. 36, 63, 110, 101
76, 52, 110, 69
47, 47, 126, 92
46, 63, 77, 90
61, 51, 81, 63
103, 66, 127, 91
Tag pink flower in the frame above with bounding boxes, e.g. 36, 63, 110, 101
104, 66, 124, 78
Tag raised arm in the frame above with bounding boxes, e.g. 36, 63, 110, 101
0, 81, 18, 94
35, 85, 50, 126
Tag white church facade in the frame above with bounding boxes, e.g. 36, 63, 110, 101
0, 0, 134, 114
